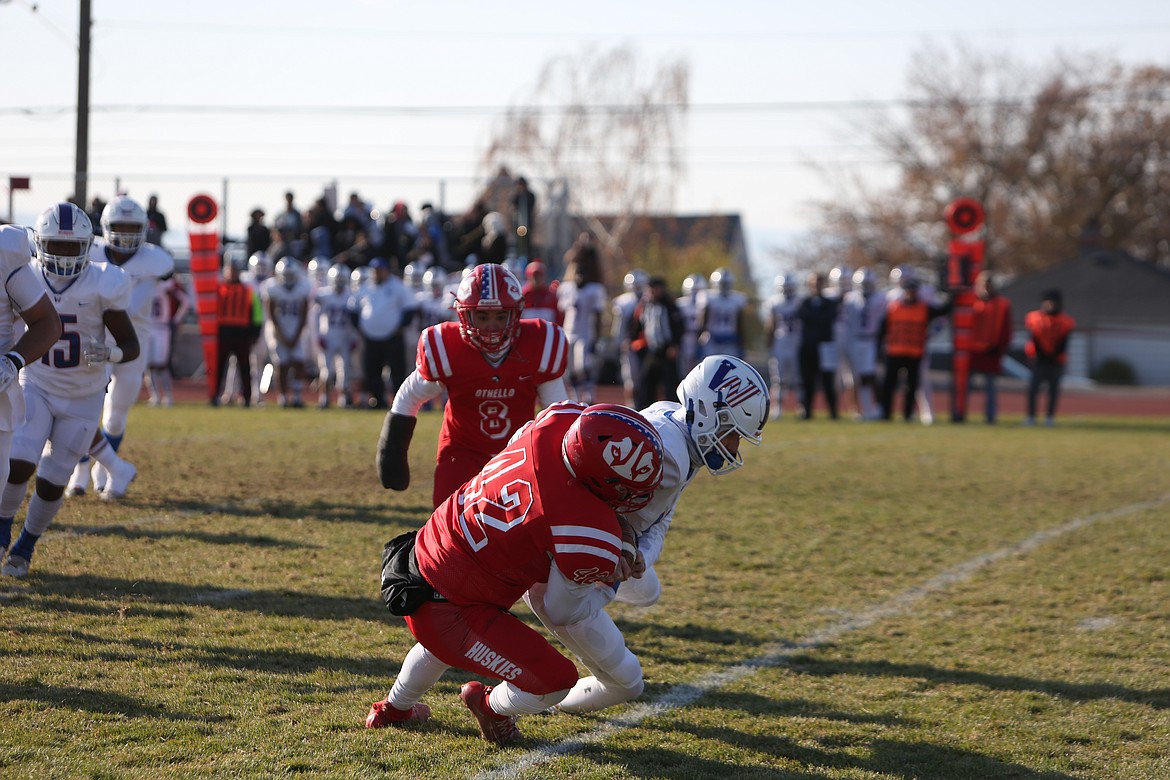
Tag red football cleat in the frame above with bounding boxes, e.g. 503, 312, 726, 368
459, 681, 521, 745
365, 699, 431, 729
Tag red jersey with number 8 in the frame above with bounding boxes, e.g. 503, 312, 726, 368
415, 402, 622, 609
417, 318, 568, 459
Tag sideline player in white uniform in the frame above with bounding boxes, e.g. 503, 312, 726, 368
66, 195, 173, 496
611, 269, 647, 406
262, 258, 312, 408
1, 203, 138, 578
303, 256, 333, 392
556, 262, 607, 405
841, 267, 887, 420
522, 355, 769, 713
0, 207, 66, 566
144, 274, 190, 407
239, 251, 273, 404
675, 273, 707, 377
763, 273, 801, 420
313, 265, 358, 408
698, 267, 748, 359
826, 264, 853, 411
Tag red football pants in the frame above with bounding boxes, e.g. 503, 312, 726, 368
405, 600, 578, 696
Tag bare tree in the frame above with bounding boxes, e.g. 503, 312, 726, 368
786, 46, 1170, 277
481, 45, 689, 274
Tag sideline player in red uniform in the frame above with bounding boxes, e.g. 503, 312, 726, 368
377, 263, 569, 508
366, 402, 664, 745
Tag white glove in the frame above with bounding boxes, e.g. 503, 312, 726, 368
0, 353, 18, 393
83, 338, 116, 367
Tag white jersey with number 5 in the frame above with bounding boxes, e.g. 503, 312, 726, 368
27, 262, 132, 399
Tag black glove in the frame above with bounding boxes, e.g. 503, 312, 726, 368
377, 413, 417, 491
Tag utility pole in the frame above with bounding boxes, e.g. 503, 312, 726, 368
73, 0, 91, 207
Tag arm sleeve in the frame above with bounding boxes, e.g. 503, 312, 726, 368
536, 376, 569, 408
5, 264, 48, 312
543, 559, 616, 626
389, 368, 444, 416
636, 513, 672, 569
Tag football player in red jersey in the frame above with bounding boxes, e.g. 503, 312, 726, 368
377, 263, 570, 508
366, 402, 664, 745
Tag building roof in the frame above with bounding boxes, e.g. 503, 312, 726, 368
1000, 251, 1170, 328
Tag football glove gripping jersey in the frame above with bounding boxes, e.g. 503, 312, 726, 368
377, 413, 417, 491
0, 352, 21, 393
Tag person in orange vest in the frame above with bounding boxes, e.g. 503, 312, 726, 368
213, 257, 262, 407
1024, 288, 1075, 427
878, 275, 950, 422
968, 271, 1013, 423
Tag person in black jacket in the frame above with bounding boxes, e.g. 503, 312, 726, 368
629, 277, 684, 410
796, 272, 840, 419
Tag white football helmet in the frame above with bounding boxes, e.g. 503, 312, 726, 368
350, 266, 372, 293
889, 264, 918, 288
775, 273, 799, 297
710, 267, 734, 294
681, 273, 707, 298
677, 355, 769, 475
327, 264, 349, 293
829, 264, 853, 293
35, 202, 93, 280
623, 269, 648, 294
249, 251, 273, 280
274, 257, 300, 288
100, 195, 147, 254
423, 267, 447, 294
402, 263, 422, 291
307, 256, 332, 285
853, 267, 877, 293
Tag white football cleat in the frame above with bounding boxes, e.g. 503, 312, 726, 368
1, 554, 30, 578
66, 461, 90, 497
91, 462, 110, 494
102, 461, 137, 501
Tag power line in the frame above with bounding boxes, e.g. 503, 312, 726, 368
95, 18, 1170, 41
5, 87, 1166, 118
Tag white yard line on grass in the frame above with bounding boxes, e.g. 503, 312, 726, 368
473, 491, 1170, 780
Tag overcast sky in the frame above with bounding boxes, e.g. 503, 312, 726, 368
3, 0, 1169, 276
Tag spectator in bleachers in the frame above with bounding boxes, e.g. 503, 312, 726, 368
246, 208, 272, 259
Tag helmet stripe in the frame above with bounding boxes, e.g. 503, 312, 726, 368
58, 203, 73, 231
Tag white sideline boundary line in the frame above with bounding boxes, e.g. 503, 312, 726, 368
473, 492, 1170, 780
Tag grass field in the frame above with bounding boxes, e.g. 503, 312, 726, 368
1, 404, 1168, 779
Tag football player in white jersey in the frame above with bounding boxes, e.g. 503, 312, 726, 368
1, 203, 138, 578
417, 267, 456, 330
313, 265, 358, 408
827, 264, 854, 410
234, 251, 274, 404
763, 273, 801, 420
611, 269, 647, 405
698, 267, 748, 359
556, 241, 607, 404
262, 258, 312, 408
66, 195, 174, 497
144, 274, 190, 407
840, 267, 887, 420
0, 207, 67, 567
303, 256, 332, 391
522, 355, 769, 713
675, 273, 707, 376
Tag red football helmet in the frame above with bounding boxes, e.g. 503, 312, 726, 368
455, 263, 524, 353
562, 404, 664, 513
